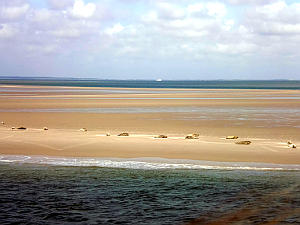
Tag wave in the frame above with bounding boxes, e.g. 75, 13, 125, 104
0, 155, 299, 171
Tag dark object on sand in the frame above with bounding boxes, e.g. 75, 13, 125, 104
287, 141, 296, 148
235, 141, 251, 145
289, 144, 297, 149
185, 134, 200, 139
17, 127, 27, 130
43, 127, 48, 130
226, 136, 239, 139
118, 132, 129, 136
80, 128, 87, 132
156, 135, 168, 138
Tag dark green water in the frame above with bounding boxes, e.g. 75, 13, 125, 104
1, 79, 300, 90
0, 164, 299, 225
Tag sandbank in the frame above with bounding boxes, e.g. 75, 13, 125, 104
0, 85, 299, 164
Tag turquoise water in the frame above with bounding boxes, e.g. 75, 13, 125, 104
1, 79, 300, 90
0, 162, 299, 224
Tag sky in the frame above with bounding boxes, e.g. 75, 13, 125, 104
0, 0, 300, 80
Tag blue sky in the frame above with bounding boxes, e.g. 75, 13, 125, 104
0, 0, 300, 80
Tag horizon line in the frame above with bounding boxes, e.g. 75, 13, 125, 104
0, 76, 299, 82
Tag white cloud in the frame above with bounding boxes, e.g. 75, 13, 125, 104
214, 42, 257, 55
156, 2, 185, 20
206, 2, 227, 18
49, 19, 101, 39
104, 23, 124, 35
142, 11, 158, 23
224, 19, 234, 28
48, 0, 74, 10
0, 3, 29, 20
255, 1, 286, 18
50, 28, 81, 38
117, 46, 140, 56
71, 0, 96, 19
26, 43, 58, 54
245, 1, 300, 36
0, 24, 16, 38
138, 1, 234, 49
225, 0, 274, 6
187, 3, 204, 16
258, 22, 300, 35
30, 9, 52, 22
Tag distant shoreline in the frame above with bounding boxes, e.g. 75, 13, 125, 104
1, 79, 300, 90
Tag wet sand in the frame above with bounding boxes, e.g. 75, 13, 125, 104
0, 85, 299, 164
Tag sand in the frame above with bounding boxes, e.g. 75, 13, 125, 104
0, 85, 299, 164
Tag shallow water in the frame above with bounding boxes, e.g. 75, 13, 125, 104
1, 106, 300, 114
1, 155, 300, 171
3, 96, 300, 100
0, 161, 299, 225
1, 106, 300, 128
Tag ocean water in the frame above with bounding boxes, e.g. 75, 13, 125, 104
0, 157, 299, 225
1, 79, 300, 90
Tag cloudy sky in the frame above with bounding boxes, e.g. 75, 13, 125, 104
0, 0, 299, 80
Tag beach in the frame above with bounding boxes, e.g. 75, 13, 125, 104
0, 85, 299, 164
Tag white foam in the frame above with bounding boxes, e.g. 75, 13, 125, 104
0, 155, 299, 171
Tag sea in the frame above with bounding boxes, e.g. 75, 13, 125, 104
0, 78, 300, 224
1, 78, 300, 90
0, 158, 299, 225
